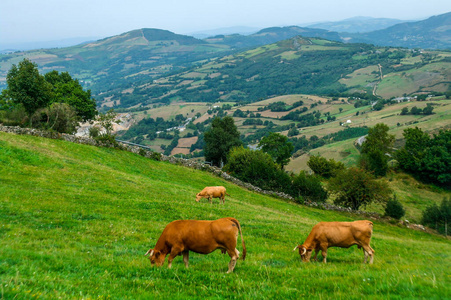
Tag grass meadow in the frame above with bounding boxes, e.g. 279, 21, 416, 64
1, 132, 450, 299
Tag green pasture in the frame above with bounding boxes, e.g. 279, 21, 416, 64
1, 132, 450, 299
339, 65, 380, 88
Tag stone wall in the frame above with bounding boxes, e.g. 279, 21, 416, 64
0, 125, 380, 218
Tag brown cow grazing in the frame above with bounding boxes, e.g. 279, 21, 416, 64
195, 186, 230, 204
145, 217, 246, 273
294, 220, 375, 264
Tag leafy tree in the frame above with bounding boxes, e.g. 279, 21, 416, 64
287, 127, 299, 137
223, 146, 291, 193
44, 70, 97, 121
395, 127, 450, 187
204, 116, 242, 167
400, 107, 409, 115
384, 194, 405, 220
328, 167, 392, 210
291, 171, 328, 203
373, 101, 384, 111
3, 59, 53, 114
258, 132, 294, 169
1, 59, 97, 128
422, 103, 434, 115
422, 197, 451, 236
360, 123, 394, 176
307, 155, 345, 178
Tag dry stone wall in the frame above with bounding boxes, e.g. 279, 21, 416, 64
0, 125, 381, 218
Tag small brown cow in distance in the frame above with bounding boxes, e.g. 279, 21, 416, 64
294, 220, 375, 264
195, 186, 230, 204
145, 217, 246, 273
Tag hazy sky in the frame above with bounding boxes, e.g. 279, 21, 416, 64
1, 0, 451, 45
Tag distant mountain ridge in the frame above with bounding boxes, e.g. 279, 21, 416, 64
343, 12, 451, 49
305, 16, 409, 33
204, 26, 342, 48
1, 12, 450, 109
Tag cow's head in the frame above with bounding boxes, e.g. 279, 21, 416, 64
195, 193, 201, 202
293, 245, 313, 262
145, 248, 165, 266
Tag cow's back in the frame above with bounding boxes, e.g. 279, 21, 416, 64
160, 218, 237, 254
311, 221, 372, 247
205, 186, 226, 197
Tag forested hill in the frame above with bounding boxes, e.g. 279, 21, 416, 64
0, 28, 233, 96
102, 36, 451, 109
345, 12, 451, 49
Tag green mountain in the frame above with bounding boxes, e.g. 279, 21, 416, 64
345, 12, 451, 49
108, 36, 450, 109
1, 131, 450, 298
0, 28, 233, 96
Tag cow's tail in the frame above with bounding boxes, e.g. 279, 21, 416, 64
230, 218, 246, 260
226, 192, 231, 196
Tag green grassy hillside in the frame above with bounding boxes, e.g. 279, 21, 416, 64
1, 132, 450, 299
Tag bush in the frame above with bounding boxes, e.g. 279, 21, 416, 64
89, 126, 101, 138
422, 197, 451, 235
385, 195, 405, 219
328, 167, 392, 210
0, 104, 29, 126
30, 102, 79, 133
290, 171, 328, 203
307, 155, 345, 178
224, 146, 291, 193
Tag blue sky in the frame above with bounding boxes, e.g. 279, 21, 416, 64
1, 0, 450, 45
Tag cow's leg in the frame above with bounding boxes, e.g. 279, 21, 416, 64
361, 244, 374, 264
312, 249, 319, 261
320, 246, 328, 263
226, 249, 239, 273
183, 250, 189, 268
167, 247, 183, 269
209, 196, 212, 204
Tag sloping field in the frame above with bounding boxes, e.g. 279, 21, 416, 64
0, 132, 450, 299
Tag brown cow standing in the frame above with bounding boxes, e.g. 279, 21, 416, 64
145, 217, 246, 273
294, 220, 375, 264
196, 186, 230, 204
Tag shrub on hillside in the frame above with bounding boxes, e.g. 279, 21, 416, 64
30, 103, 79, 134
291, 171, 328, 204
0, 104, 28, 126
224, 146, 291, 193
328, 167, 392, 210
307, 155, 345, 178
422, 197, 451, 236
384, 195, 405, 220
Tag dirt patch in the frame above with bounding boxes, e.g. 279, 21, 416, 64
177, 136, 198, 148
171, 147, 191, 155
